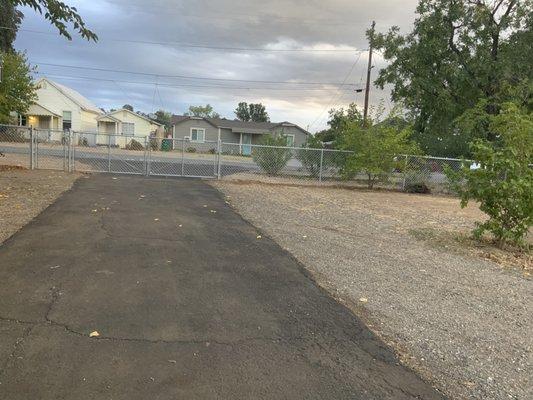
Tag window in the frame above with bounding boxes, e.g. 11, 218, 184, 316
62, 111, 72, 131
123, 122, 135, 136
190, 128, 205, 142
286, 134, 295, 147
19, 115, 27, 126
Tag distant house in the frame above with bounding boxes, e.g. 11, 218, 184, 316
171, 115, 309, 155
96, 109, 164, 147
18, 78, 102, 136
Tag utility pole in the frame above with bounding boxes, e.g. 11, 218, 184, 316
363, 21, 376, 126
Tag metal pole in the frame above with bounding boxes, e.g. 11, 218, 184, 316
29, 126, 34, 170
107, 135, 111, 173
69, 130, 73, 172
181, 139, 185, 176
402, 154, 408, 190
144, 137, 149, 176
217, 139, 222, 179
319, 148, 324, 183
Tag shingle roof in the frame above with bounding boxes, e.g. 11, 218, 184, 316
39, 78, 102, 114
171, 115, 309, 135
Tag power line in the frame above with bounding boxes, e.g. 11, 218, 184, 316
307, 52, 364, 130
3, 27, 365, 53
32, 61, 360, 87
34, 72, 360, 93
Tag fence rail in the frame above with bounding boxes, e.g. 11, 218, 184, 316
0, 124, 467, 194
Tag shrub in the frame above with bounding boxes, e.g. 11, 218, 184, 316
186, 147, 197, 153
296, 135, 324, 178
125, 139, 144, 151
338, 117, 419, 189
252, 134, 292, 176
446, 103, 533, 247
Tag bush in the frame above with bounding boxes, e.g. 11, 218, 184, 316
125, 139, 144, 151
252, 134, 292, 176
338, 116, 419, 189
446, 103, 532, 247
296, 135, 324, 178
186, 147, 197, 153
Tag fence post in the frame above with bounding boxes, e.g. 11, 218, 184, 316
107, 135, 111, 173
29, 126, 34, 170
69, 130, 73, 172
318, 148, 324, 183
144, 137, 149, 176
217, 139, 222, 179
181, 139, 185, 176
402, 154, 408, 190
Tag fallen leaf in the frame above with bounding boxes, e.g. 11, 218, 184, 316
89, 331, 100, 338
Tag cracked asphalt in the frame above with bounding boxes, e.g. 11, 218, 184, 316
0, 174, 444, 399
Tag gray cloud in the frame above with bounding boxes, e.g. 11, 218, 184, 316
14, 0, 418, 130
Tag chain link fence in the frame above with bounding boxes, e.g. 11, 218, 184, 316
0, 123, 472, 194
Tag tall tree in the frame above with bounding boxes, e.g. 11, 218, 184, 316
0, 1, 23, 52
315, 103, 363, 144
153, 109, 172, 128
234, 102, 270, 122
1, 0, 97, 52
373, 0, 532, 157
0, 51, 36, 123
184, 104, 220, 118
122, 104, 134, 111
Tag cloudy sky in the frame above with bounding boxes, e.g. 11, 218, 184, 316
13, 0, 419, 131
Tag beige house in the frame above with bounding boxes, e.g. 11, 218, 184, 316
96, 109, 164, 147
19, 78, 102, 139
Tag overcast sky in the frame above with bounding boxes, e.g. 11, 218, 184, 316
13, 0, 419, 131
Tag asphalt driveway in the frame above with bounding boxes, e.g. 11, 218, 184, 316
0, 174, 444, 399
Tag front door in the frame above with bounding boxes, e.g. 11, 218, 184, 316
242, 133, 252, 156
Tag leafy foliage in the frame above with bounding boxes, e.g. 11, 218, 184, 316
122, 104, 134, 111
4, 0, 97, 47
296, 135, 328, 178
0, 1, 23, 52
339, 111, 419, 189
252, 134, 291, 176
447, 103, 533, 246
185, 104, 220, 118
373, 0, 532, 157
125, 139, 144, 151
234, 102, 270, 122
153, 109, 172, 128
315, 103, 363, 145
0, 51, 36, 124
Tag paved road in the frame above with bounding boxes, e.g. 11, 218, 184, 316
0, 175, 444, 399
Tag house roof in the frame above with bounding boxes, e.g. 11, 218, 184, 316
37, 78, 102, 114
171, 115, 309, 135
97, 109, 163, 126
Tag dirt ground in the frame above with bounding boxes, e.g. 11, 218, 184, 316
0, 167, 80, 243
212, 181, 532, 400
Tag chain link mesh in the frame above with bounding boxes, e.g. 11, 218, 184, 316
0, 124, 472, 194
0, 125, 32, 169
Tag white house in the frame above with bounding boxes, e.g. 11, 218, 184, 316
19, 78, 102, 138
96, 109, 164, 148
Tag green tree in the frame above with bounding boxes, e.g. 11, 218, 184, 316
0, 1, 23, 52
315, 103, 363, 144
296, 135, 326, 178
234, 102, 270, 122
185, 104, 220, 118
122, 104, 133, 111
339, 111, 419, 189
447, 102, 532, 247
373, 0, 532, 157
252, 133, 291, 176
0, 51, 36, 124
153, 109, 172, 128
1, 1, 97, 52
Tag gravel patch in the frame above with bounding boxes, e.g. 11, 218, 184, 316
0, 168, 80, 243
212, 181, 532, 400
